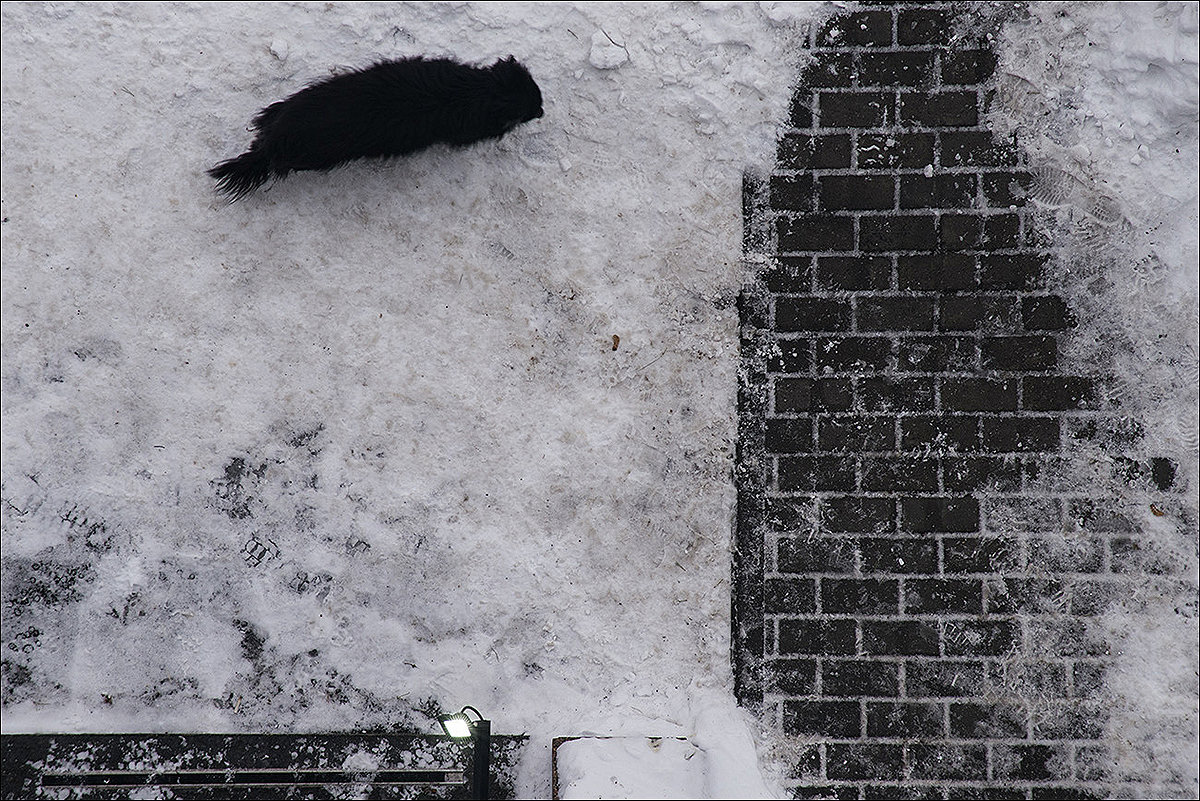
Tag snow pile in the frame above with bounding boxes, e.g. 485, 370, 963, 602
1, 2, 819, 796
991, 2, 1199, 795
556, 699, 773, 800
556, 737, 707, 800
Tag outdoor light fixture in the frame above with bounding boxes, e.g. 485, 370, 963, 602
438, 705, 491, 801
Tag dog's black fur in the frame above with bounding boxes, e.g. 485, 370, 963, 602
209, 55, 544, 200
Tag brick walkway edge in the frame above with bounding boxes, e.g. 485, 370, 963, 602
734, 4, 1192, 799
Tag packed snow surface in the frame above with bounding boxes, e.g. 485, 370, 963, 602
2, 1, 1197, 797
1, 1, 817, 795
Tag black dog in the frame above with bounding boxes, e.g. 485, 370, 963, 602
209, 55, 543, 200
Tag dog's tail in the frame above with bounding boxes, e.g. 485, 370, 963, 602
208, 149, 274, 201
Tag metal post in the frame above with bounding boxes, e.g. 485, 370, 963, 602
471, 719, 490, 801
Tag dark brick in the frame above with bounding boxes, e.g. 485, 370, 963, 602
901, 91, 979, 127
817, 10, 894, 48
941, 378, 1018, 411
906, 660, 986, 698
1022, 376, 1100, 410
822, 578, 900, 614
992, 744, 1072, 781
789, 91, 814, 128
819, 417, 897, 452
902, 416, 980, 452
982, 336, 1057, 371
770, 174, 814, 211
943, 537, 1021, 573
858, 133, 935, 169
1021, 295, 1076, 330
767, 498, 819, 534
777, 215, 855, 252
942, 50, 998, 85
939, 213, 983, 251
943, 619, 1019, 656
900, 174, 977, 209
823, 659, 900, 697
866, 701, 944, 737
826, 743, 905, 780
860, 51, 934, 87
779, 618, 858, 655
943, 456, 1024, 493
765, 578, 817, 613
905, 579, 984, 614
776, 297, 851, 332
779, 455, 856, 492
819, 91, 894, 128
981, 214, 1021, 249
865, 787, 945, 801
774, 377, 854, 413
863, 620, 939, 655
816, 336, 893, 372
950, 702, 1028, 738
765, 658, 817, 694
817, 255, 893, 291
942, 130, 1018, 168
762, 257, 813, 292
939, 295, 1018, 332
766, 417, 813, 453
824, 495, 896, 533
861, 457, 939, 493
857, 377, 935, 413
820, 174, 895, 210
778, 536, 858, 574
801, 51, 854, 88
898, 8, 952, 45
860, 214, 937, 251
902, 497, 979, 533
981, 417, 1060, 453
794, 787, 859, 801
909, 744, 988, 781
860, 537, 938, 574
782, 699, 861, 737
982, 171, 1032, 207
779, 133, 853, 170
896, 336, 976, 372
856, 296, 936, 331
981, 253, 1049, 290
1032, 788, 1107, 801
766, 337, 811, 373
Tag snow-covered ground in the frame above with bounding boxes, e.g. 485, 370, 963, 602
1, 2, 818, 795
2, 2, 1196, 798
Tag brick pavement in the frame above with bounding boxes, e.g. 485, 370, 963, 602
733, 4, 1190, 798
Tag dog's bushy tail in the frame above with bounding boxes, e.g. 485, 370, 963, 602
208, 149, 274, 201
